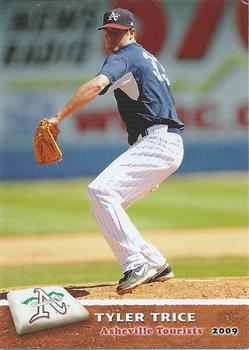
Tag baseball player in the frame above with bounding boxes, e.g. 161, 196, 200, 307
48, 8, 184, 295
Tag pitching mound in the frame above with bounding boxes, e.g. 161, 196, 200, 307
64, 276, 249, 299
0, 276, 248, 301
0, 277, 248, 349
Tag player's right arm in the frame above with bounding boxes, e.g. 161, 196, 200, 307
48, 74, 110, 125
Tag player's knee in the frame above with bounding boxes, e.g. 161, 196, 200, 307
87, 182, 98, 200
88, 181, 120, 203
88, 182, 109, 200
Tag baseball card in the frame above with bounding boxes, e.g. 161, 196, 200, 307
0, 0, 248, 349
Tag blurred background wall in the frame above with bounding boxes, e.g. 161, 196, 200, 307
0, 0, 248, 180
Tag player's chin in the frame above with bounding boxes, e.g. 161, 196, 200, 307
105, 43, 115, 54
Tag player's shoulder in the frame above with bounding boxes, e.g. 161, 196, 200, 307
103, 43, 147, 72
117, 43, 146, 65
104, 51, 127, 65
119, 43, 143, 55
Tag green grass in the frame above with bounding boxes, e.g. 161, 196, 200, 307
0, 174, 248, 235
129, 174, 248, 229
0, 257, 247, 288
0, 174, 247, 236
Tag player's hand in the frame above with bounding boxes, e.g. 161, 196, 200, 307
48, 114, 61, 126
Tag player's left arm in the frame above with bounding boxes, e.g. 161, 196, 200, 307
48, 74, 110, 125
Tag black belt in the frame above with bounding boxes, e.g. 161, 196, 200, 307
141, 127, 181, 137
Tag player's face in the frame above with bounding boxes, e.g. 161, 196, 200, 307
103, 28, 129, 53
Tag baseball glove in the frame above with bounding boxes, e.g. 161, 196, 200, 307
34, 118, 62, 165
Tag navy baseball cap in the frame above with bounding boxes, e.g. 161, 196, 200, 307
98, 8, 135, 30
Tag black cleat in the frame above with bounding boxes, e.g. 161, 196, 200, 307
116, 264, 157, 295
146, 263, 174, 283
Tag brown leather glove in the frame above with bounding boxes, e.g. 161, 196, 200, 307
34, 118, 62, 165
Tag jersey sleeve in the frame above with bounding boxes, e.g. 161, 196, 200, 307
97, 54, 128, 94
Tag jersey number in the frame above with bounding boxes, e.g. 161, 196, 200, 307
143, 51, 170, 86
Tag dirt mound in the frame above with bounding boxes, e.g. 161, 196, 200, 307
65, 276, 249, 299
1, 277, 248, 300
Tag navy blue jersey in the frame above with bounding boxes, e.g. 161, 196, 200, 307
98, 43, 184, 145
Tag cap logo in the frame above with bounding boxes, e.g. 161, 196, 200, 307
108, 11, 120, 21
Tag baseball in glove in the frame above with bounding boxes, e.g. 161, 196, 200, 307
34, 118, 62, 165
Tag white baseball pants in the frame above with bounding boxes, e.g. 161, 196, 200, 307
88, 125, 184, 273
